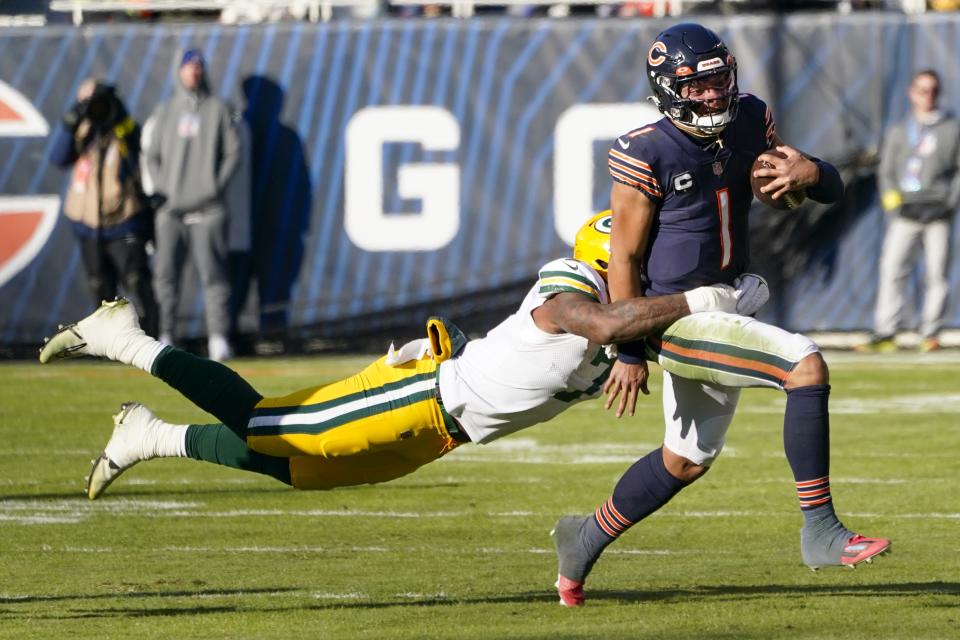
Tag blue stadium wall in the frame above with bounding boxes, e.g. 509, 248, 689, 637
1, 12, 960, 348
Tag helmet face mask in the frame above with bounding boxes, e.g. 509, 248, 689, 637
573, 211, 613, 279
647, 23, 739, 137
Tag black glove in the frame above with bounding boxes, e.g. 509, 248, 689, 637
145, 192, 167, 211
62, 100, 89, 130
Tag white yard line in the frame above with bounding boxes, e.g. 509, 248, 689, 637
313, 592, 369, 600
6, 505, 959, 520
160, 545, 389, 553
394, 592, 449, 599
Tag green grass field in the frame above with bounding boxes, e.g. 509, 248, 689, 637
1, 352, 958, 639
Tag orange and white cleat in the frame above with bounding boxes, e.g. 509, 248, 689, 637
555, 575, 586, 607
840, 535, 891, 568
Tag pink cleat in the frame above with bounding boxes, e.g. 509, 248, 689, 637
840, 535, 891, 568
555, 575, 586, 607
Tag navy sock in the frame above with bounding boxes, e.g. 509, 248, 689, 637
594, 447, 687, 541
783, 384, 834, 513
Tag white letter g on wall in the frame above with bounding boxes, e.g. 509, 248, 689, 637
345, 106, 460, 252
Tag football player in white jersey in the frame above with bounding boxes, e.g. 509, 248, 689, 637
39, 212, 744, 500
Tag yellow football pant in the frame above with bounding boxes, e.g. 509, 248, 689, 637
246, 354, 461, 490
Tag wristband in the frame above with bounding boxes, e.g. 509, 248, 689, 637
806, 158, 843, 203
617, 340, 646, 364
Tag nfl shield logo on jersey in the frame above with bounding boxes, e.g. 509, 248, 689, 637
712, 161, 724, 176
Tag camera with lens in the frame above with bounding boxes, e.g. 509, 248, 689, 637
64, 83, 120, 130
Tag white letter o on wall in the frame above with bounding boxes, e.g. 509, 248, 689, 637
553, 102, 661, 245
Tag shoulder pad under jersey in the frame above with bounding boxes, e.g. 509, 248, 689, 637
609, 126, 665, 203
536, 258, 609, 304
738, 93, 777, 147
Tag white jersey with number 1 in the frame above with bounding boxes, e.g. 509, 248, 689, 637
438, 258, 613, 444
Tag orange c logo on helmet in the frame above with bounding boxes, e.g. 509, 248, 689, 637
648, 41, 668, 67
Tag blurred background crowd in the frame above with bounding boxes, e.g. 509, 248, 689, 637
2, 0, 959, 27
1, 0, 959, 360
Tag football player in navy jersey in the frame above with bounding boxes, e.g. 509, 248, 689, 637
552, 23, 888, 607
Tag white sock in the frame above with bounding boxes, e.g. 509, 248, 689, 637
106, 414, 188, 467
111, 331, 167, 374
146, 422, 189, 460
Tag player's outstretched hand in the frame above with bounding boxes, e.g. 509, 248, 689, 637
753, 145, 819, 200
603, 358, 649, 418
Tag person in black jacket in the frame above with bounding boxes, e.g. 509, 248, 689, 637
49, 78, 158, 337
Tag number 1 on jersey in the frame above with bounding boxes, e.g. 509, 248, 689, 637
716, 188, 732, 269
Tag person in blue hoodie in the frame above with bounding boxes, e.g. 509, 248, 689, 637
144, 48, 240, 361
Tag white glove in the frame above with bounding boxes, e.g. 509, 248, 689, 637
683, 284, 738, 314
733, 273, 769, 316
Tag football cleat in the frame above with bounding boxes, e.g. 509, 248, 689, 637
852, 336, 897, 354
918, 337, 941, 353
551, 515, 600, 607
85, 455, 128, 501
39, 298, 141, 364
555, 575, 586, 608
840, 535, 891, 568
85, 402, 154, 500
805, 532, 892, 571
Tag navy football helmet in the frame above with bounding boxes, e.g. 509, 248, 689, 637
646, 23, 739, 137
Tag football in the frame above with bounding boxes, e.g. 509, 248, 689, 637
751, 150, 807, 210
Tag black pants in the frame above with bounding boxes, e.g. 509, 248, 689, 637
78, 233, 159, 337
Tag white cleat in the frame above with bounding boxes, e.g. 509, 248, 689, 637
85, 455, 129, 501
85, 402, 155, 500
39, 298, 141, 364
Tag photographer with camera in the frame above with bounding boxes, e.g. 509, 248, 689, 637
50, 78, 159, 337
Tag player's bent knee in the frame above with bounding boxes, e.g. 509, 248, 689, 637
662, 447, 710, 484
785, 352, 829, 389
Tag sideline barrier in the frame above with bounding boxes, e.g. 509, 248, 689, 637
1, 13, 959, 348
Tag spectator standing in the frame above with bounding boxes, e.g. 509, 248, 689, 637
50, 78, 159, 337
145, 49, 240, 361
858, 70, 960, 353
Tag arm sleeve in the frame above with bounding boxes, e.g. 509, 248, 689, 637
48, 123, 79, 168
805, 157, 844, 204
948, 124, 960, 211
215, 106, 240, 194
877, 125, 900, 196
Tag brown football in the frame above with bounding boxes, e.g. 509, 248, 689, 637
751, 150, 807, 210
